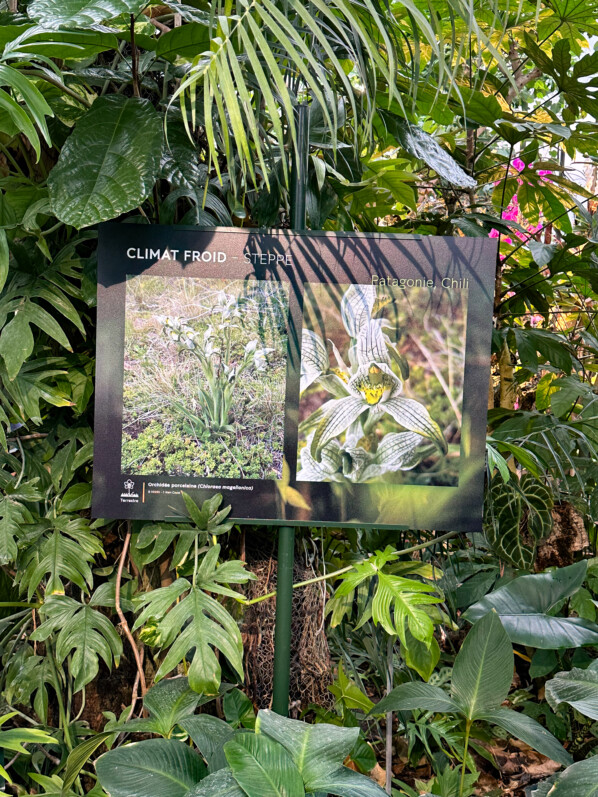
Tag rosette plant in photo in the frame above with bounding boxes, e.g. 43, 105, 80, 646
160, 290, 275, 435
298, 284, 448, 483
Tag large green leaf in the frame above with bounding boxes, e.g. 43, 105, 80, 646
48, 95, 162, 229
224, 733, 305, 797
28, 0, 146, 28
373, 682, 459, 716
257, 710, 359, 791
96, 739, 206, 797
121, 678, 202, 738
180, 716, 235, 772
476, 708, 571, 766
547, 758, 598, 796
464, 561, 598, 649
451, 612, 513, 720
307, 766, 388, 796
186, 769, 245, 797
134, 546, 252, 695
546, 661, 598, 720
31, 596, 122, 692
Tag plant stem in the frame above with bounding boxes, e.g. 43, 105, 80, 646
242, 530, 460, 606
385, 635, 394, 795
0, 602, 41, 608
115, 525, 146, 696
46, 642, 73, 752
459, 718, 472, 797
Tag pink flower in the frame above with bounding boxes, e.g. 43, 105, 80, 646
514, 398, 520, 410
530, 314, 543, 327
512, 158, 526, 172
489, 228, 500, 238
504, 237, 513, 244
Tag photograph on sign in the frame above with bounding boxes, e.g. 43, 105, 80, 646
297, 282, 466, 488
121, 276, 289, 481
93, 225, 496, 532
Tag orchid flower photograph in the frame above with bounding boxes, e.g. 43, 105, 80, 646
297, 283, 467, 486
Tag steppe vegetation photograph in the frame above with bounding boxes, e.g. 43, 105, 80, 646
121, 276, 289, 480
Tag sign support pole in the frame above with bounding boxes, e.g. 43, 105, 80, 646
272, 103, 309, 717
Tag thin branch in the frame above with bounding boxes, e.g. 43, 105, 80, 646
242, 530, 461, 606
115, 525, 146, 696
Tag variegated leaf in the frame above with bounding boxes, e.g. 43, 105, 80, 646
340, 284, 376, 338
382, 398, 447, 453
310, 397, 367, 461
300, 328, 329, 393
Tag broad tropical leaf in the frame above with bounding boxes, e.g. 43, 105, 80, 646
373, 682, 460, 716
257, 709, 360, 791
464, 561, 598, 648
186, 769, 245, 797
476, 708, 571, 766
224, 733, 305, 797
546, 758, 598, 796
451, 612, 513, 720
31, 596, 122, 692
49, 95, 162, 228
180, 716, 236, 772
28, 0, 146, 28
134, 547, 252, 694
95, 739, 206, 797
546, 661, 598, 720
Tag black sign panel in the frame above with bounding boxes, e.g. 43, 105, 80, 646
93, 224, 496, 531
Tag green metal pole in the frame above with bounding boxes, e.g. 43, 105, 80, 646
271, 103, 309, 717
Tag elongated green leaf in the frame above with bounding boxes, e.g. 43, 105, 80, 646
548, 758, 598, 796
156, 23, 210, 61
464, 562, 598, 648
96, 739, 206, 797
185, 769, 245, 797
180, 716, 235, 772
257, 710, 359, 790
545, 662, 598, 720
28, 0, 146, 28
477, 708, 571, 766
224, 734, 304, 797
0, 226, 8, 293
62, 732, 113, 795
451, 612, 513, 720
308, 766, 387, 796
49, 95, 162, 229
0, 310, 34, 380
372, 682, 459, 715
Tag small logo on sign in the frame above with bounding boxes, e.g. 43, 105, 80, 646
121, 479, 139, 501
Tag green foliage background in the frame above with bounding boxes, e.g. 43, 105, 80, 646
0, 0, 598, 794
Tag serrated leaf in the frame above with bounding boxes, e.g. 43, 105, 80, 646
49, 95, 162, 229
